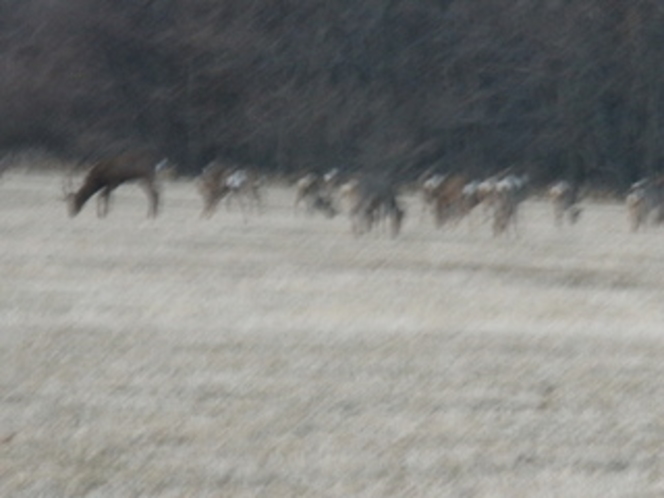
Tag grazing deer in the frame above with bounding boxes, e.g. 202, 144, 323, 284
549, 180, 582, 227
421, 173, 467, 228
224, 168, 263, 215
344, 177, 405, 238
323, 168, 342, 188
196, 163, 263, 220
417, 171, 446, 222
294, 173, 320, 213
626, 176, 664, 231
294, 172, 337, 218
64, 151, 163, 218
471, 168, 521, 222
491, 174, 529, 237
459, 179, 489, 220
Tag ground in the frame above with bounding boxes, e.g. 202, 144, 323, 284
1, 171, 664, 497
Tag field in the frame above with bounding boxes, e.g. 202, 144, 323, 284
2, 171, 664, 497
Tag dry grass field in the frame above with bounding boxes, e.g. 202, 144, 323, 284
2, 170, 664, 497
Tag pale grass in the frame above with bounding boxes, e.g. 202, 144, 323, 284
1, 170, 664, 497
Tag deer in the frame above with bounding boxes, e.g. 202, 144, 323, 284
549, 180, 582, 227
417, 170, 447, 222
469, 167, 523, 224
294, 173, 319, 213
293, 172, 337, 218
419, 173, 468, 228
491, 174, 529, 237
625, 176, 664, 232
63, 151, 164, 218
196, 161, 230, 218
224, 168, 263, 215
196, 162, 263, 220
343, 177, 405, 238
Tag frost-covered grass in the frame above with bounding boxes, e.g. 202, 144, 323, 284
2, 171, 664, 497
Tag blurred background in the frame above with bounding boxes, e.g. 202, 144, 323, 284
0, 1, 662, 191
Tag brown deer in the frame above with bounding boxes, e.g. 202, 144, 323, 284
344, 177, 405, 238
428, 174, 468, 228
196, 161, 230, 218
294, 172, 337, 218
417, 170, 446, 222
64, 151, 164, 218
224, 168, 263, 215
294, 173, 319, 213
549, 180, 582, 227
491, 174, 529, 237
196, 162, 263, 220
625, 176, 664, 232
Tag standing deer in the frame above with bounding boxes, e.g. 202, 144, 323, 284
294, 173, 319, 212
224, 168, 263, 215
549, 180, 582, 227
196, 161, 229, 218
64, 151, 163, 218
625, 176, 664, 231
417, 171, 446, 222
491, 174, 529, 237
424, 173, 467, 228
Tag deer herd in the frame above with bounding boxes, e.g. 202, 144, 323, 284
45, 150, 664, 237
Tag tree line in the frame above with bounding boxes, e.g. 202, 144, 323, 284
1, 0, 663, 191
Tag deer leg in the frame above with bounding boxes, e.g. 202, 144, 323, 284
140, 180, 159, 218
389, 204, 404, 238
419, 194, 431, 224
149, 188, 159, 218
225, 190, 235, 211
208, 185, 230, 218
434, 200, 445, 228
553, 203, 563, 227
352, 212, 367, 236
251, 187, 262, 213
350, 206, 363, 236
237, 192, 249, 224
207, 187, 228, 218
294, 192, 304, 216
97, 187, 112, 218
202, 192, 220, 218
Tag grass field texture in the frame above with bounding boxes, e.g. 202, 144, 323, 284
2, 171, 664, 497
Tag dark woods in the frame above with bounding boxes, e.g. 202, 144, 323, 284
1, 1, 663, 191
